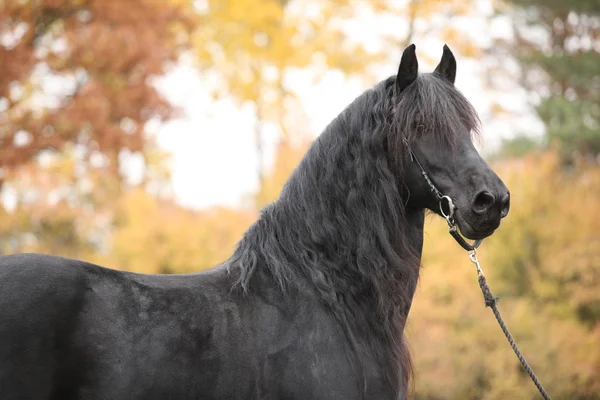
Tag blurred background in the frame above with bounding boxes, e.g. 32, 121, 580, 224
1, 0, 599, 398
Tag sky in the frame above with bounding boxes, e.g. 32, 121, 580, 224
155, 2, 545, 210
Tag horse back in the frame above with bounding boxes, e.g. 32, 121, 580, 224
0, 253, 224, 399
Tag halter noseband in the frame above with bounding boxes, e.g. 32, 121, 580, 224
403, 138, 482, 251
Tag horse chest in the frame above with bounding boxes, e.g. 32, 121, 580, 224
80, 303, 397, 400
198, 298, 398, 400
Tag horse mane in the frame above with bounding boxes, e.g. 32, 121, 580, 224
227, 72, 481, 397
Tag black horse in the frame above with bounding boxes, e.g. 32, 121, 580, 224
0, 44, 509, 400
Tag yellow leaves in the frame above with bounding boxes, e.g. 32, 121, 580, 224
108, 188, 257, 274
489, 151, 600, 290
440, 26, 482, 58
409, 0, 475, 19
194, 0, 392, 105
490, 101, 512, 116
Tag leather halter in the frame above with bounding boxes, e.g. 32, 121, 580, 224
403, 138, 482, 251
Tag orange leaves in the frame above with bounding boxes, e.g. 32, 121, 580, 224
0, 0, 199, 268
1, 0, 195, 171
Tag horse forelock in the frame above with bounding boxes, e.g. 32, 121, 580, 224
389, 72, 482, 159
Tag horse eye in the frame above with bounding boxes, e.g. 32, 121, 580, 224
416, 124, 425, 133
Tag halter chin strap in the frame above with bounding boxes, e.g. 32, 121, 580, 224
403, 138, 482, 252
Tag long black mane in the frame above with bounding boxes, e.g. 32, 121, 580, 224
227, 73, 481, 396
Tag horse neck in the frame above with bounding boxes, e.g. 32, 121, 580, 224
268, 122, 425, 395
228, 84, 426, 395
230, 80, 427, 307
269, 111, 425, 315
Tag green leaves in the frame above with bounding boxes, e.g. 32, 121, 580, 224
503, 0, 600, 160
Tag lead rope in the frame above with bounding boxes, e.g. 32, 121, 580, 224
466, 249, 551, 400
441, 201, 551, 400
404, 139, 551, 399
441, 195, 551, 400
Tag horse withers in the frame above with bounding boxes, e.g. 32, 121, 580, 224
0, 44, 509, 400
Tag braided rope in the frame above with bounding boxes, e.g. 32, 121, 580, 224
471, 252, 551, 400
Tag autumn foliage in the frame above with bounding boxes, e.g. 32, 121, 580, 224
1, 1, 600, 399
1, 0, 193, 173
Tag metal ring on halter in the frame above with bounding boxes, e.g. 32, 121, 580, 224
439, 195, 455, 223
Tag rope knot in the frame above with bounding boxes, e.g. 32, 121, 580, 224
478, 275, 499, 308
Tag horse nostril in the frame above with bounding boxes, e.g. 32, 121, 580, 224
500, 192, 510, 218
472, 190, 496, 214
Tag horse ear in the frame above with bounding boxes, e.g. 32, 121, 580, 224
433, 44, 457, 84
396, 44, 418, 94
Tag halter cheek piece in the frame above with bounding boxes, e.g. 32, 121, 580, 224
403, 138, 482, 251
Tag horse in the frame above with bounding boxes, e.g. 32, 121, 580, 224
0, 44, 509, 400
